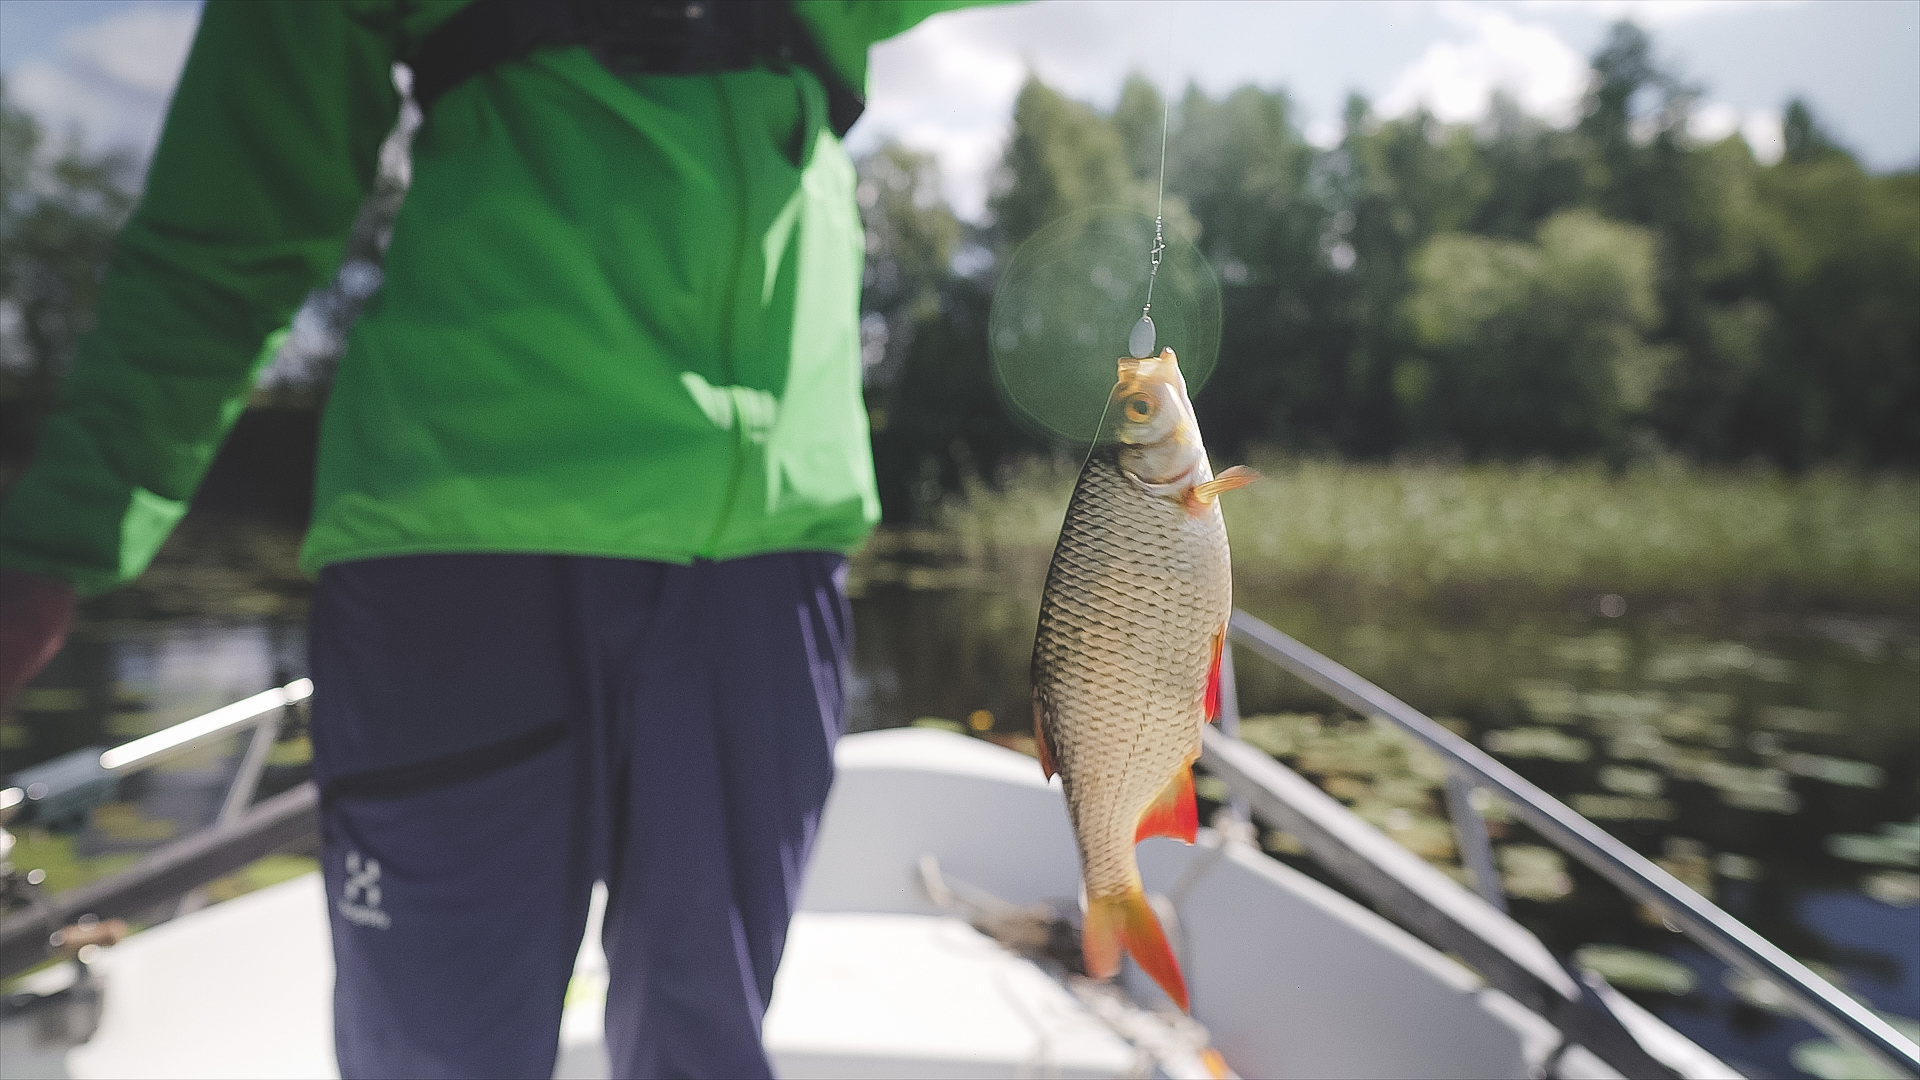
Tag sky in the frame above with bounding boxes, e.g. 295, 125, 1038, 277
2, 0, 1915, 220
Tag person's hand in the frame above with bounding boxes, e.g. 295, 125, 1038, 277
0, 568, 75, 716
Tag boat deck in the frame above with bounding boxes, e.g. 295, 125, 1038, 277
4, 729, 1735, 1079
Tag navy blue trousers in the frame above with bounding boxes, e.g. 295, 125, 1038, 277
308, 553, 850, 1079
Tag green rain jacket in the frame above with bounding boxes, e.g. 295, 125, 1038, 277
0, 0, 973, 593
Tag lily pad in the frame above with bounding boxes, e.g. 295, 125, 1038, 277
1485, 727, 1592, 762
1790, 1014, 1920, 1080
1573, 945, 1698, 995
1828, 834, 1920, 868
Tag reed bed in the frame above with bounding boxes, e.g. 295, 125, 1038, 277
935, 455, 1920, 608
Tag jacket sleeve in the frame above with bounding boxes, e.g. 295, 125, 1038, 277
0, 0, 402, 595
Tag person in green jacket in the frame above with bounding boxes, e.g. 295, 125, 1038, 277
0, 2, 987, 1075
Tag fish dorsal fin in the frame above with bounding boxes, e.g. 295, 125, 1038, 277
1033, 696, 1059, 780
1135, 762, 1198, 844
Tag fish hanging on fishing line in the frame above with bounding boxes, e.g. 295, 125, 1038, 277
1030, 347, 1258, 1012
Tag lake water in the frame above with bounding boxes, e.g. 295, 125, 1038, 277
4, 523, 1916, 1079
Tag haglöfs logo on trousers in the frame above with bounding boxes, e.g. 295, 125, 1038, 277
339, 850, 391, 929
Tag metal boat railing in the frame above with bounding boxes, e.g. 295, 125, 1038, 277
1210, 608, 1920, 1080
0, 679, 318, 976
4, 634, 1917, 1078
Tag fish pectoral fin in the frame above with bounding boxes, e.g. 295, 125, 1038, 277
1135, 762, 1199, 844
1033, 696, 1059, 780
1205, 628, 1225, 723
1188, 465, 1262, 509
1083, 888, 1190, 1012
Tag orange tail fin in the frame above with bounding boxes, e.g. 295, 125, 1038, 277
1083, 888, 1191, 1012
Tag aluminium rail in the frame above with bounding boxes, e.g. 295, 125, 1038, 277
1215, 608, 1920, 1080
3, 639, 1915, 1076
1, 679, 315, 977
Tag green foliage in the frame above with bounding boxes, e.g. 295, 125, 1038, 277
858, 18, 1917, 510
989, 77, 1136, 250
0, 78, 137, 433
933, 457, 1920, 607
1402, 210, 1674, 456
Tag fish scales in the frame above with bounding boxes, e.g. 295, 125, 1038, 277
1028, 349, 1257, 1015
1035, 446, 1231, 897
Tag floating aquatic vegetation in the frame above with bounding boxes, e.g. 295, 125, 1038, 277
267, 734, 312, 768
1352, 804, 1455, 861
1551, 633, 1631, 674
1782, 753, 1884, 789
1608, 725, 1673, 765
1721, 963, 1851, 1017
1322, 775, 1372, 802
4, 831, 139, 894
1234, 713, 1318, 757
1827, 823, 1920, 868
1512, 679, 1580, 725
1672, 760, 1799, 815
1655, 838, 1715, 901
1577, 689, 1669, 730
1512, 683, 1734, 748
1195, 776, 1231, 803
1757, 705, 1848, 735
1862, 871, 1920, 907
1599, 765, 1665, 798
1573, 945, 1699, 995
1645, 641, 1794, 684
1790, 1014, 1920, 1080
90, 802, 176, 843
1723, 968, 1798, 1016
1485, 727, 1593, 762
1498, 844, 1573, 902
1570, 794, 1675, 821
1261, 830, 1307, 856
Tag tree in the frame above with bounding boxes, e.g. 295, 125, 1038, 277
988, 77, 1134, 251
0, 79, 138, 452
1402, 210, 1672, 458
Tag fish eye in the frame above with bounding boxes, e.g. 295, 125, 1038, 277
1123, 394, 1155, 422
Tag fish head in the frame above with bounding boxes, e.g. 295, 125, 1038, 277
1111, 348, 1206, 484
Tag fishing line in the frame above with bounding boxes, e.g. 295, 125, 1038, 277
1084, 94, 1171, 469
1128, 97, 1172, 361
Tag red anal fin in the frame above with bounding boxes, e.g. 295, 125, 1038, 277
1033, 697, 1059, 780
1135, 761, 1198, 844
1204, 628, 1225, 723
1084, 888, 1191, 1012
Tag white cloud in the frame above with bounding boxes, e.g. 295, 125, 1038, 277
65, 6, 198, 95
1304, 117, 1345, 150
1686, 100, 1783, 163
1517, 0, 1806, 28
1740, 107, 1783, 164
9, 4, 198, 159
851, 4, 1154, 222
1378, 2, 1590, 125
853, 10, 1028, 221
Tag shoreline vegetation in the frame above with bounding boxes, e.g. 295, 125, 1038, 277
899, 454, 1920, 616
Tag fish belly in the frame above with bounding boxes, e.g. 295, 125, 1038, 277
1032, 452, 1232, 900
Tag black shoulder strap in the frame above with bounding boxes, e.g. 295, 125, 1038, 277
409, 0, 866, 138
